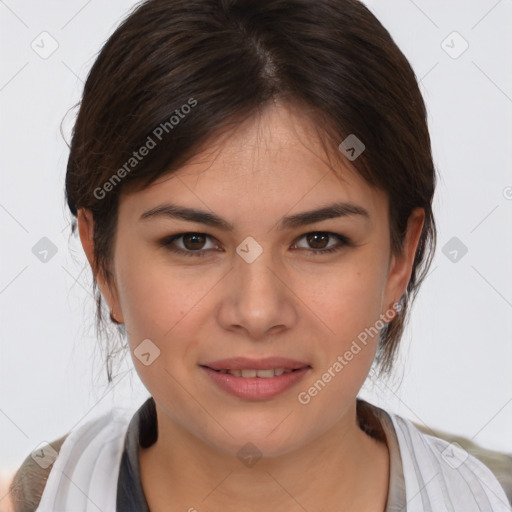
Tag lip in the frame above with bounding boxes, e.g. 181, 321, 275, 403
200, 365, 311, 400
201, 357, 310, 371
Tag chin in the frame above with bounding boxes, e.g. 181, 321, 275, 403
198, 417, 310, 461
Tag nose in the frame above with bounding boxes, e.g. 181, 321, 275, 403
216, 243, 298, 340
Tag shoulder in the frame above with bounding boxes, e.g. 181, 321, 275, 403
388, 411, 511, 510
9, 434, 68, 512
413, 421, 512, 505
8, 407, 134, 512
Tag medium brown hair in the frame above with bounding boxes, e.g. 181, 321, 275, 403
65, 0, 437, 382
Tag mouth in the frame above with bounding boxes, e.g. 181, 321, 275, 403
199, 357, 311, 400
201, 367, 307, 378
200, 356, 311, 374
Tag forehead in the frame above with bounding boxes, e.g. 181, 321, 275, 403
118, 101, 387, 223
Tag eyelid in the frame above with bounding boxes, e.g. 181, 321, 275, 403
160, 231, 352, 257
292, 232, 351, 250
162, 232, 220, 253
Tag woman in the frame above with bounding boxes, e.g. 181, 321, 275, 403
9, 0, 511, 510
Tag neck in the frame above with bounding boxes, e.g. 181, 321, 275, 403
139, 401, 390, 512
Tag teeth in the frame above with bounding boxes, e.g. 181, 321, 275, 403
253, 369, 274, 378
218, 368, 296, 378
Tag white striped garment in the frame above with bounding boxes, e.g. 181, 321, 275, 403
33, 402, 511, 511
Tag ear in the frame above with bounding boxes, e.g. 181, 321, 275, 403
382, 207, 425, 320
77, 208, 124, 324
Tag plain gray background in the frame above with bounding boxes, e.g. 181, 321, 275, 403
1, 0, 511, 476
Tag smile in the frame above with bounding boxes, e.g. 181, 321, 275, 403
200, 365, 311, 400
210, 368, 297, 377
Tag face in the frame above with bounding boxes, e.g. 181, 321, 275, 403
80, 101, 423, 459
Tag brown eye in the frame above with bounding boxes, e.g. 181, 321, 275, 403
161, 232, 218, 257
182, 233, 207, 250
294, 232, 351, 255
306, 233, 330, 249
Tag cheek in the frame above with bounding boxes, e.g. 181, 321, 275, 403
304, 254, 387, 388
115, 263, 206, 399
115, 249, 208, 337
298, 269, 384, 412
308, 257, 386, 335
115, 235, 388, 359
117, 246, 387, 342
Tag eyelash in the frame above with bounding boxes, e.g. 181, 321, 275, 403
160, 232, 352, 258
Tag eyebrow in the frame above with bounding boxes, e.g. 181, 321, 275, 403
139, 201, 370, 231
